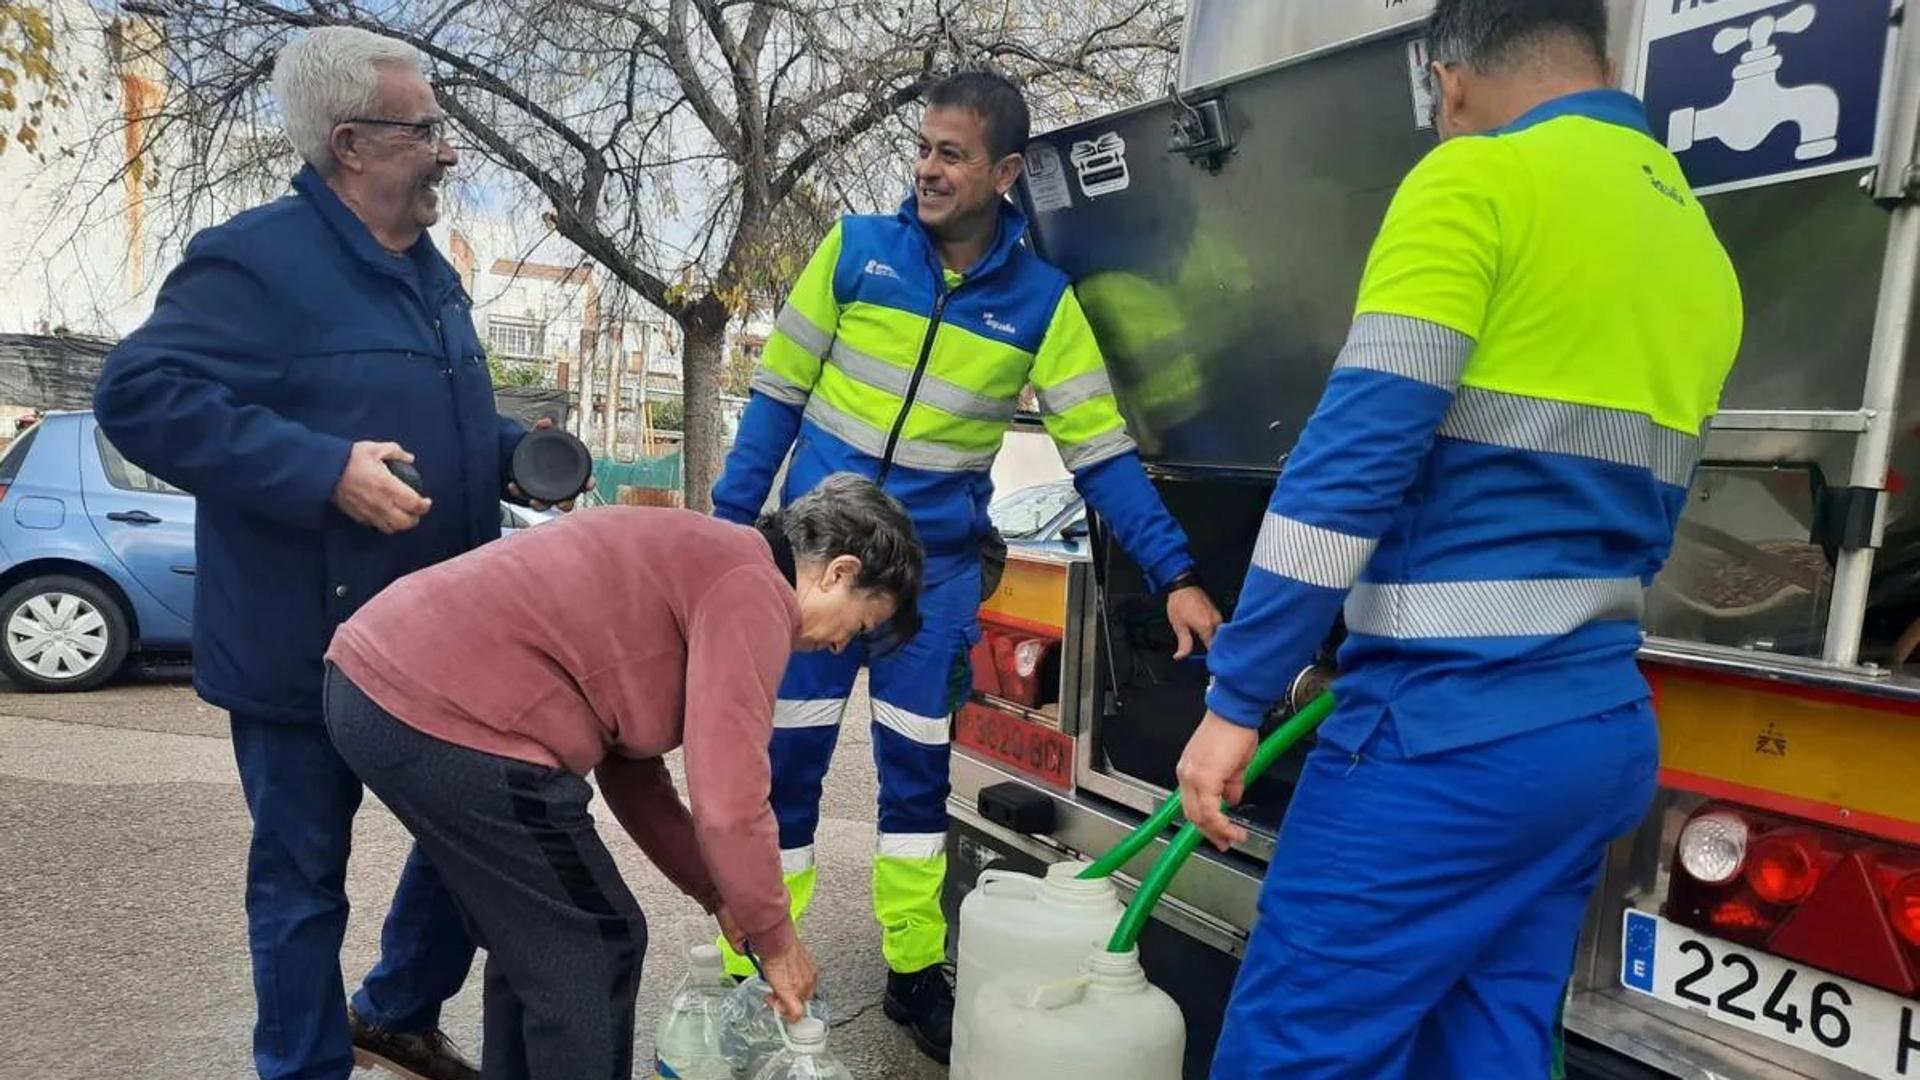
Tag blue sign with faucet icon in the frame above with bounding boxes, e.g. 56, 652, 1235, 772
1637, 0, 1892, 194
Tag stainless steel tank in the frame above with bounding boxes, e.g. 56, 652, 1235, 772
1178, 1, 1434, 90
1028, 0, 1919, 663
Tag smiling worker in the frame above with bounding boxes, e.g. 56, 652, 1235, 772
710, 70, 1225, 1063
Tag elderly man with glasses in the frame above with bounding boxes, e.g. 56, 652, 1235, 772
94, 25, 548, 1080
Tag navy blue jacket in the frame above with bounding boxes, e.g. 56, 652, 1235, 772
95, 166, 524, 722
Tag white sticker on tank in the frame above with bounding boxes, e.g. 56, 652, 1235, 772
1407, 37, 1436, 131
1024, 142, 1074, 213
1070, 132, 1131, 198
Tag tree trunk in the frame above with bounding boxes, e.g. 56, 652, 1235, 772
573, 348, 596, 449
679, 295, 730, 512
604, 335, 622, 459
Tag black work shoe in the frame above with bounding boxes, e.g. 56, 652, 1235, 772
884, 963, 954, 1065
348, 1005, 478, 1080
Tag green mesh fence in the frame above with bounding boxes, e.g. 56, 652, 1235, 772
592, 453, 682, 502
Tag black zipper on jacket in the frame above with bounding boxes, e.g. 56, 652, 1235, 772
877, 287, 950, 486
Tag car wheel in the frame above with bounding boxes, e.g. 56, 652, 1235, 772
0, 575, 131, 692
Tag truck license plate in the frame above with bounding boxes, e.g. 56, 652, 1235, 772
1620, 911, 1920, 1077
955, 702, 1074, 789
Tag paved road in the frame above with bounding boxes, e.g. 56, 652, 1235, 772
0, 666, 945, 1080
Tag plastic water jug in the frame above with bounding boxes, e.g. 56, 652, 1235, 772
950, 859, 1124, 1076
719, 975, 830, 1078
965, 947, 1184, 1080
653, 943, 735, 1079
747, 1017, 853, 1080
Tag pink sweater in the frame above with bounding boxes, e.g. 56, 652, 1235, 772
327, 507, 800, 956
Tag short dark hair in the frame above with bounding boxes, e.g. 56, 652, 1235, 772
764, 472, 924, 645
1428, 0, 1609, 73
926, 70, 1030, 161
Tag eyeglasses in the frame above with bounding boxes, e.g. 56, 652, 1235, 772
347, 116, 450, 145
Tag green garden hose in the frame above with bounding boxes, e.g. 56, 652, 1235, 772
1078, 691, 1333, 882
1105, 692, 1334, 953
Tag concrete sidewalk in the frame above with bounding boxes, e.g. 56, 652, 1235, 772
0, 673, 944, 1079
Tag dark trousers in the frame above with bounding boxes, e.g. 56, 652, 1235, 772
230, 717, 476, 1080
323, 666, 649, 1080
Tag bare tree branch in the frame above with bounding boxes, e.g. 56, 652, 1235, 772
24, 0, 1183, 509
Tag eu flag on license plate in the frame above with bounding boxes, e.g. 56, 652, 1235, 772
1623, 910, 1658, 992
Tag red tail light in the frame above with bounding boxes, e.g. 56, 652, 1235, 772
1666, 802, 1920, 997
0, 483, 11, 502
1746, 831, 1827, 905
968, 627, 1058, 709
1708, 895, 1777, 936
1889, 874, 1920, 949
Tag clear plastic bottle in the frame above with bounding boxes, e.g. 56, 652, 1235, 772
748, 1017, 853, 1080
719, 976, 830, 1078
654, 944, 735, 1079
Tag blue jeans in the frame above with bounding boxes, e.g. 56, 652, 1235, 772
1211, 701, 1659, 1079
231, 716, 476, 1080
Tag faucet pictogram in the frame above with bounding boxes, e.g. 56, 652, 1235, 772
1667, 3, 1840, 163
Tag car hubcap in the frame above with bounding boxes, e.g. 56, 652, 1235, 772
8, 592, 109, 680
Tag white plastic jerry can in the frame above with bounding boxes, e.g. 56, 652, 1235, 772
950, 860, 1125, 1077
965, 947, 1185, 1080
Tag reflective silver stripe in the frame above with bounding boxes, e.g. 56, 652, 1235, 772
802, 397, 998, 473
780, 845, 816, 874
1059, 427, 1137, 471
1440, 388, 1702, 487
877, 832, 946, 860
1333, 313, 1474, 390
775, 304, 833, 359
873, 701, 950, 746
751, 367, 810, 407
1345, 577, 1644, 639
1034, 369, 1116, 415
826, 340, 1013, 423
774, 698, 844, 729
1252, 513, 1377, 589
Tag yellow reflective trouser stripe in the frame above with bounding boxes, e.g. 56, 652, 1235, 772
718, 864, 820, 978
874, 850, 949, 974
715, 854, 949, 976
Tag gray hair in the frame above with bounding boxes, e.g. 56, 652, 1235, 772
766, 473, 924, 641
272, 26, 423, 172
1428, 0, 1608, 72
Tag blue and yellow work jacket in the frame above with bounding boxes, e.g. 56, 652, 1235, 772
713, 196, 1194, 587
1204, 91, 1744, 753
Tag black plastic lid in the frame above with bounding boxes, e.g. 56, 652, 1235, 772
511, 427, 593, 504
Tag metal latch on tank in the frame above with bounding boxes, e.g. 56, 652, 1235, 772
1166, 83, 1235, 173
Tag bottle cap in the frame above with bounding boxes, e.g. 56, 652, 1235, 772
787, 1016, 827, 1047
